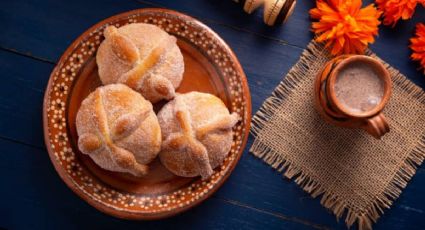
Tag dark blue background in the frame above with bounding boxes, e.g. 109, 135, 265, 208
1, 0, 424, 229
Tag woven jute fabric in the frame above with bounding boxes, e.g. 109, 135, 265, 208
250, 41, 425, 230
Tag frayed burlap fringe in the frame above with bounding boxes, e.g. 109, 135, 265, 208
250, 41, 425, 230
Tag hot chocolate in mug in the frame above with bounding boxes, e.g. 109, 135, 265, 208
314, 55, 392, 139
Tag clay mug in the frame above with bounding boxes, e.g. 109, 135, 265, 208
314, 55, 392, 139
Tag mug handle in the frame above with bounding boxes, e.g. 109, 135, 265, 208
363, 113, 390, 139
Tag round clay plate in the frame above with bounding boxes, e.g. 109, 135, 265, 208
43, 8, 251, 219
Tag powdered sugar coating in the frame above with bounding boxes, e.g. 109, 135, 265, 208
96, 23, 184, 103
76, 84, 161, 176
45, 10, 249, 215
157, 92, 239, 178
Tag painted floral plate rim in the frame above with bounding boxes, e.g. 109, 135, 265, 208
43, 8, 251, 219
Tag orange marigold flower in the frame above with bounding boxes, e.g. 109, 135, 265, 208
376, 0, 419, 27
310, 0, 382, 56
410, 23, 425, 74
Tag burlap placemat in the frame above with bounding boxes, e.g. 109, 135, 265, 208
250, 41, 425, 229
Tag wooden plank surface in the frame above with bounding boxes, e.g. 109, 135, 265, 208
0, 0, 424, 229
1, 138, 318, 230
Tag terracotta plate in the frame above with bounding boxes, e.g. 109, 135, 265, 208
43, 8, 251, 219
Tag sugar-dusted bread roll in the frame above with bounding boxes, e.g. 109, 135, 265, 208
96, 23, 184, 103
76, 84, 161, 176
157, 92, 239, 179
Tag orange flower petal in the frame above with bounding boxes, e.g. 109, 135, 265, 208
310, 0, 381, 56
376, 0, 418, 27
410, 23, 425, 74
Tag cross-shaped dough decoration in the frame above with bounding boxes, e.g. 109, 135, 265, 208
78, 89, 152, 176
104, 25, 176, 100
162, 97, 240, 179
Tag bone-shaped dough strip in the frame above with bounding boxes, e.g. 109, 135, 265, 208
186, 138, 212, 179
122, 35, 177, 89
78, 90, 108, 154
79, 89, 148, 176
109, 145, 148, 176
196, 113, 240, 140
104, 26, 140, 64
173, 98, 213, 179
111, 107, 151, 141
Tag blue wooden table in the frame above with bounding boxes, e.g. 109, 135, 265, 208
1, 0, 425, 229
